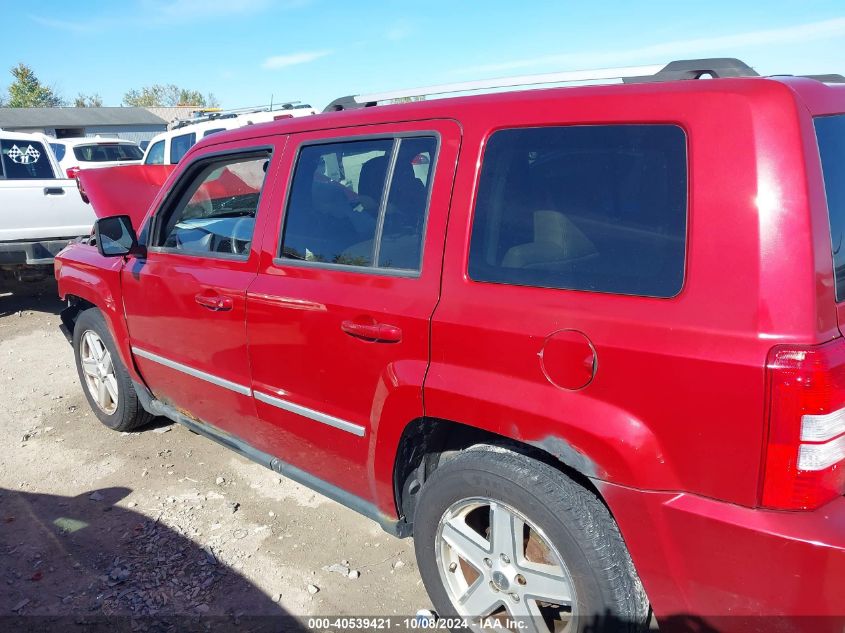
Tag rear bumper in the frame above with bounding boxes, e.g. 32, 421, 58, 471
0, 238, 80, 266
603, 482, 845, 632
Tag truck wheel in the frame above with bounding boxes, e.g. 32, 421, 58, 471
413, 447, 648, 633
73, 308, 152, 432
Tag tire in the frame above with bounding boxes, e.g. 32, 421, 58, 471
73, 308, 152, 432
413, 446, 649, 633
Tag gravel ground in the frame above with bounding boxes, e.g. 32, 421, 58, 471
0, 280, 429, 629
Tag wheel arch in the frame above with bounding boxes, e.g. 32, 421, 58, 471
391, 417, 605, 529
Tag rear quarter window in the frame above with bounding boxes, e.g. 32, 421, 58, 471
815, 114, 845, 301
468, 124, 688, 298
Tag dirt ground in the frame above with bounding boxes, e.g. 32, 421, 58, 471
0, 280, 429, 630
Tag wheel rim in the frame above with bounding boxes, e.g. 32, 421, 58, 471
80, 330, 119, 415
435, 497, 576, 633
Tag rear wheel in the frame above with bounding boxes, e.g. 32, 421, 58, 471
73, 308, 152, 432
413, 447, 648, 632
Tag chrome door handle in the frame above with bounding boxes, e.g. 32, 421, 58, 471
195, 293, 233, 311
341, 320, 402, 343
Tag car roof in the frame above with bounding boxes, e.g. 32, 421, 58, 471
0, 130, 55, 143
187, 76, 845, 154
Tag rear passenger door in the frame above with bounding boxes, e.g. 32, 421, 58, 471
246, 121, 461, 499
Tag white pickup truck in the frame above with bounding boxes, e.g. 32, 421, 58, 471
0, 131, 94, 282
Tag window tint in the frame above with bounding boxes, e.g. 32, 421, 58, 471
280, 136, 436, 271
50, 142, 66, 162
468, 125, 687, 297
170, 133, 196, 163
157, 153, 269, 257
72, 143, 144, 162
0, 139, 55, 179
816, 114, 845, 301
145, 140, 165, 165
378, 137, 436, 269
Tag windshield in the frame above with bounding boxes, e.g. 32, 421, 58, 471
73, 143, 144, 162
816, 114, 845, 301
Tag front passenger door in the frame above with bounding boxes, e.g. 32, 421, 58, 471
122, 137, 285, 437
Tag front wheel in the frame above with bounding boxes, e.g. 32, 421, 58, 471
413, 447, 648, 633
73, 308, 152, 432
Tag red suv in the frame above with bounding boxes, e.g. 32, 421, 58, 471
55, 58, 845, 632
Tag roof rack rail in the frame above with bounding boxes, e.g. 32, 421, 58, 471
799, 73, 845, 84
324, 57, 760, 112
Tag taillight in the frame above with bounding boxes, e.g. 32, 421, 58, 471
273, 114, 293, 120
66, 166, 81, 179
762, 341, 845, 510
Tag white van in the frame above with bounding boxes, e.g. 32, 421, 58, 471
142, 105, 317, 166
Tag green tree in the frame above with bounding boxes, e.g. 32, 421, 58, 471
122, 84, 218, 107
74, 93, 103, 107
6, 63, 64, 107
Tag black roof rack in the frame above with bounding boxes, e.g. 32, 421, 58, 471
324, 57, 841, 112
620, 58, 758, 83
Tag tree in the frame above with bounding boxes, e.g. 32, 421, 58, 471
122, 84, 218, 108
6, 63, 64, 107
74, 93, 103, 107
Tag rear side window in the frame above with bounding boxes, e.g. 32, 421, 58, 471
145, 141, 165, 165
203, 128, 226, 138
0, 139, 54, 179
280, 136, 437, 271
468, 125, 688, 298
170, 133, 196, 163
72, 143, 143, 162
816, 114, 845, 301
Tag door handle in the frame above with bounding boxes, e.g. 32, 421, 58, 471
194, 292, 233, 311
43, 187, 65, 196
341, 319, 402, 343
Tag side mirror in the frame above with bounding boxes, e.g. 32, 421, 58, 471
94, 215, 145, 258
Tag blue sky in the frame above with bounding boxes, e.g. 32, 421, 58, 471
3, 0, 845, 111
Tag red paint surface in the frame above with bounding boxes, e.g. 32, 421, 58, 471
55, 77, 845, 621
78, 165, 176, 229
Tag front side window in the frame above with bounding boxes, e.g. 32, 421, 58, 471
0, 139, 54, 179
145, 141, 165, 165
170, 133, 196, 163
280, 136, 436, 271
816, 114, 845, 301
155, 152, 270, 258
72, 143, 144, 162
468, 125, 687, 298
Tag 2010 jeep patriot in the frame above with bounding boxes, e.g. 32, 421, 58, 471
55, 58, 845, 632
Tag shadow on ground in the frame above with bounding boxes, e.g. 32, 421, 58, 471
0, 279, 64, 318
0, 487, 307, 632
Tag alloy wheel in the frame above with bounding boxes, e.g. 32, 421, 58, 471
80, 330, 119, 415
435, 497, 576, 632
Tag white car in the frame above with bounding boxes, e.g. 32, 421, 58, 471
0, 131, 94, 282
49, 137, 144, 179
142, 104, 317, 166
